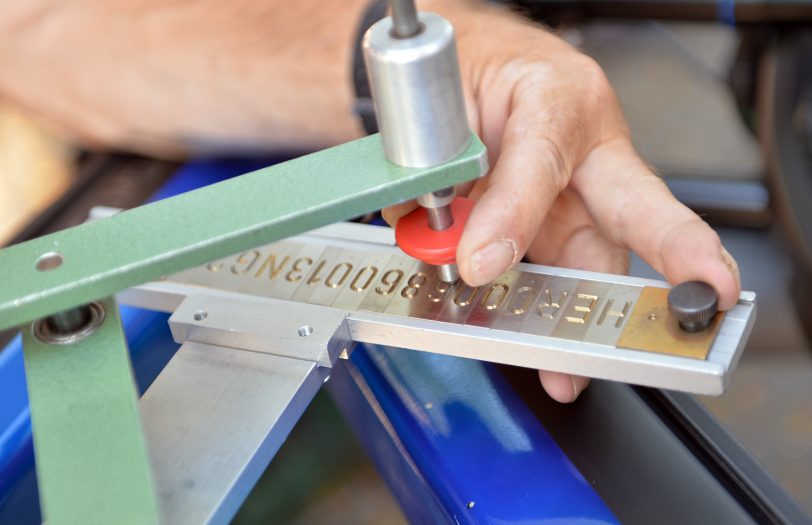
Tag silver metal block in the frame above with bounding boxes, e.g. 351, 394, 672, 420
332, 252, 394, 311
140, 342, 327, 525
583, 284, 643, 346
169, 294, 351, 368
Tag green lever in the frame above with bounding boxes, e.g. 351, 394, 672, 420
23, 297, 159, 525
0, 132, 487, 331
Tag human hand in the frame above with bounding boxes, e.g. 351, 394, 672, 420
383, 0, 741, 402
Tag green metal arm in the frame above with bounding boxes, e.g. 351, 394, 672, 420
10, 132, 486, 524
23, 297, 160, 525
0, 132, 487, 330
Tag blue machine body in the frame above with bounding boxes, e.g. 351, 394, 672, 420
0, 160, 618, 524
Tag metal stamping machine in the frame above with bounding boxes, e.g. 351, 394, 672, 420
0, 1, 756, 523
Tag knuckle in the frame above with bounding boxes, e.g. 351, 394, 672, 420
566, 55, 614, 112
533, 136, 571, 191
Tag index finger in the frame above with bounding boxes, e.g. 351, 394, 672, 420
572, 139, 741, 310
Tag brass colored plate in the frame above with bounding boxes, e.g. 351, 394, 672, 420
617, 286, 724, 360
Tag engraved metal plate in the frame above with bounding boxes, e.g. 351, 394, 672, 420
122, 222, 757, 396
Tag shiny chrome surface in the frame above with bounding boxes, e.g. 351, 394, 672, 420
436, 262, 460, 284
363, 13, 470, 168
388, 0, 421, 38
32, 301, 106, 346
425, 204, 454, 231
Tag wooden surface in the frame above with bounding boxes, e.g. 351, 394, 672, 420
0, 108, 74, 244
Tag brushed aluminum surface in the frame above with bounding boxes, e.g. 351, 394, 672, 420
363, 13, 470, 168
141, 342, 325, 525
122, 223, 757, 396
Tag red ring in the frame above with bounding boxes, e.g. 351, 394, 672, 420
395, 197, 474, 266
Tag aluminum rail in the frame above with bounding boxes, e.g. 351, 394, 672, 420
119, 222, 757, 396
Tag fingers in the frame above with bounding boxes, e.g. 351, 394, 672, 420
547, 224, 629, 274
536, 225, 628, 403
524, 188, 602, 266
456, 108, 574, 286
572, 140, 741, 310
538, 371, 590, 403
381, 201, 418, 227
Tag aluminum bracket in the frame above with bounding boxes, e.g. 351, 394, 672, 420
168, 294, 352, 367
140, 341, 326, 525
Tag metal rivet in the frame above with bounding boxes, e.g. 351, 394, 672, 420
467, 501, 475, 509
193, 310, 208, 322
298, 325, 314, 337
35, 252, 63, 272
648, 313, 658, 321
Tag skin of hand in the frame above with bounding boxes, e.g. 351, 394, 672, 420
382, 0, 741, 402
0, 0, 741, 403
0, 0, 368, 156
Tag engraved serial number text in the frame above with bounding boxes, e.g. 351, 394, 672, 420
175, 241, 643, 345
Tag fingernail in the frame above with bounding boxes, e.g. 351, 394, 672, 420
720, 247, 740, 283
470, 239, 516, 285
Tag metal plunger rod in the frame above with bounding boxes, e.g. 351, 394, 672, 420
426, 206, 454, 231
366, 2, 471, 282
390, 0, 457, 281
389, 0, 421, 38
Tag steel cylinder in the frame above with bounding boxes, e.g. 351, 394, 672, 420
363, 12, 470, 168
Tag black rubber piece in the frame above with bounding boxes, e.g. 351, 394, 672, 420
668, 281, 719, 333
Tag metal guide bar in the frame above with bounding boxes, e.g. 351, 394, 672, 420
21, 297, 159, 525
121, 224, 757, 395
0, 132, 487, 331
165, 237, 724, 358
140, 342, 326, 525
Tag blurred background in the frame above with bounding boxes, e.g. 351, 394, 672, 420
2, 7, 812, 524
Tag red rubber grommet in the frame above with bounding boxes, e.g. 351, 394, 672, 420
395, 197, 474, 266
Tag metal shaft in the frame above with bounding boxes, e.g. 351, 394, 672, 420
389, 0, 421, 38
46, 305, 92, 334
420, 187, 457, 282
426, 206, 454, 231
437, 263, 460, 283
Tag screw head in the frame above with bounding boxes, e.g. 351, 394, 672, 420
668, 281, 718, 333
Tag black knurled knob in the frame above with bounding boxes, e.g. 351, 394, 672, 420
668, 281, 718, 333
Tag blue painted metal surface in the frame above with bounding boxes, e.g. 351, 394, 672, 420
329, 347, 618, 524
0, 157, 618, 524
